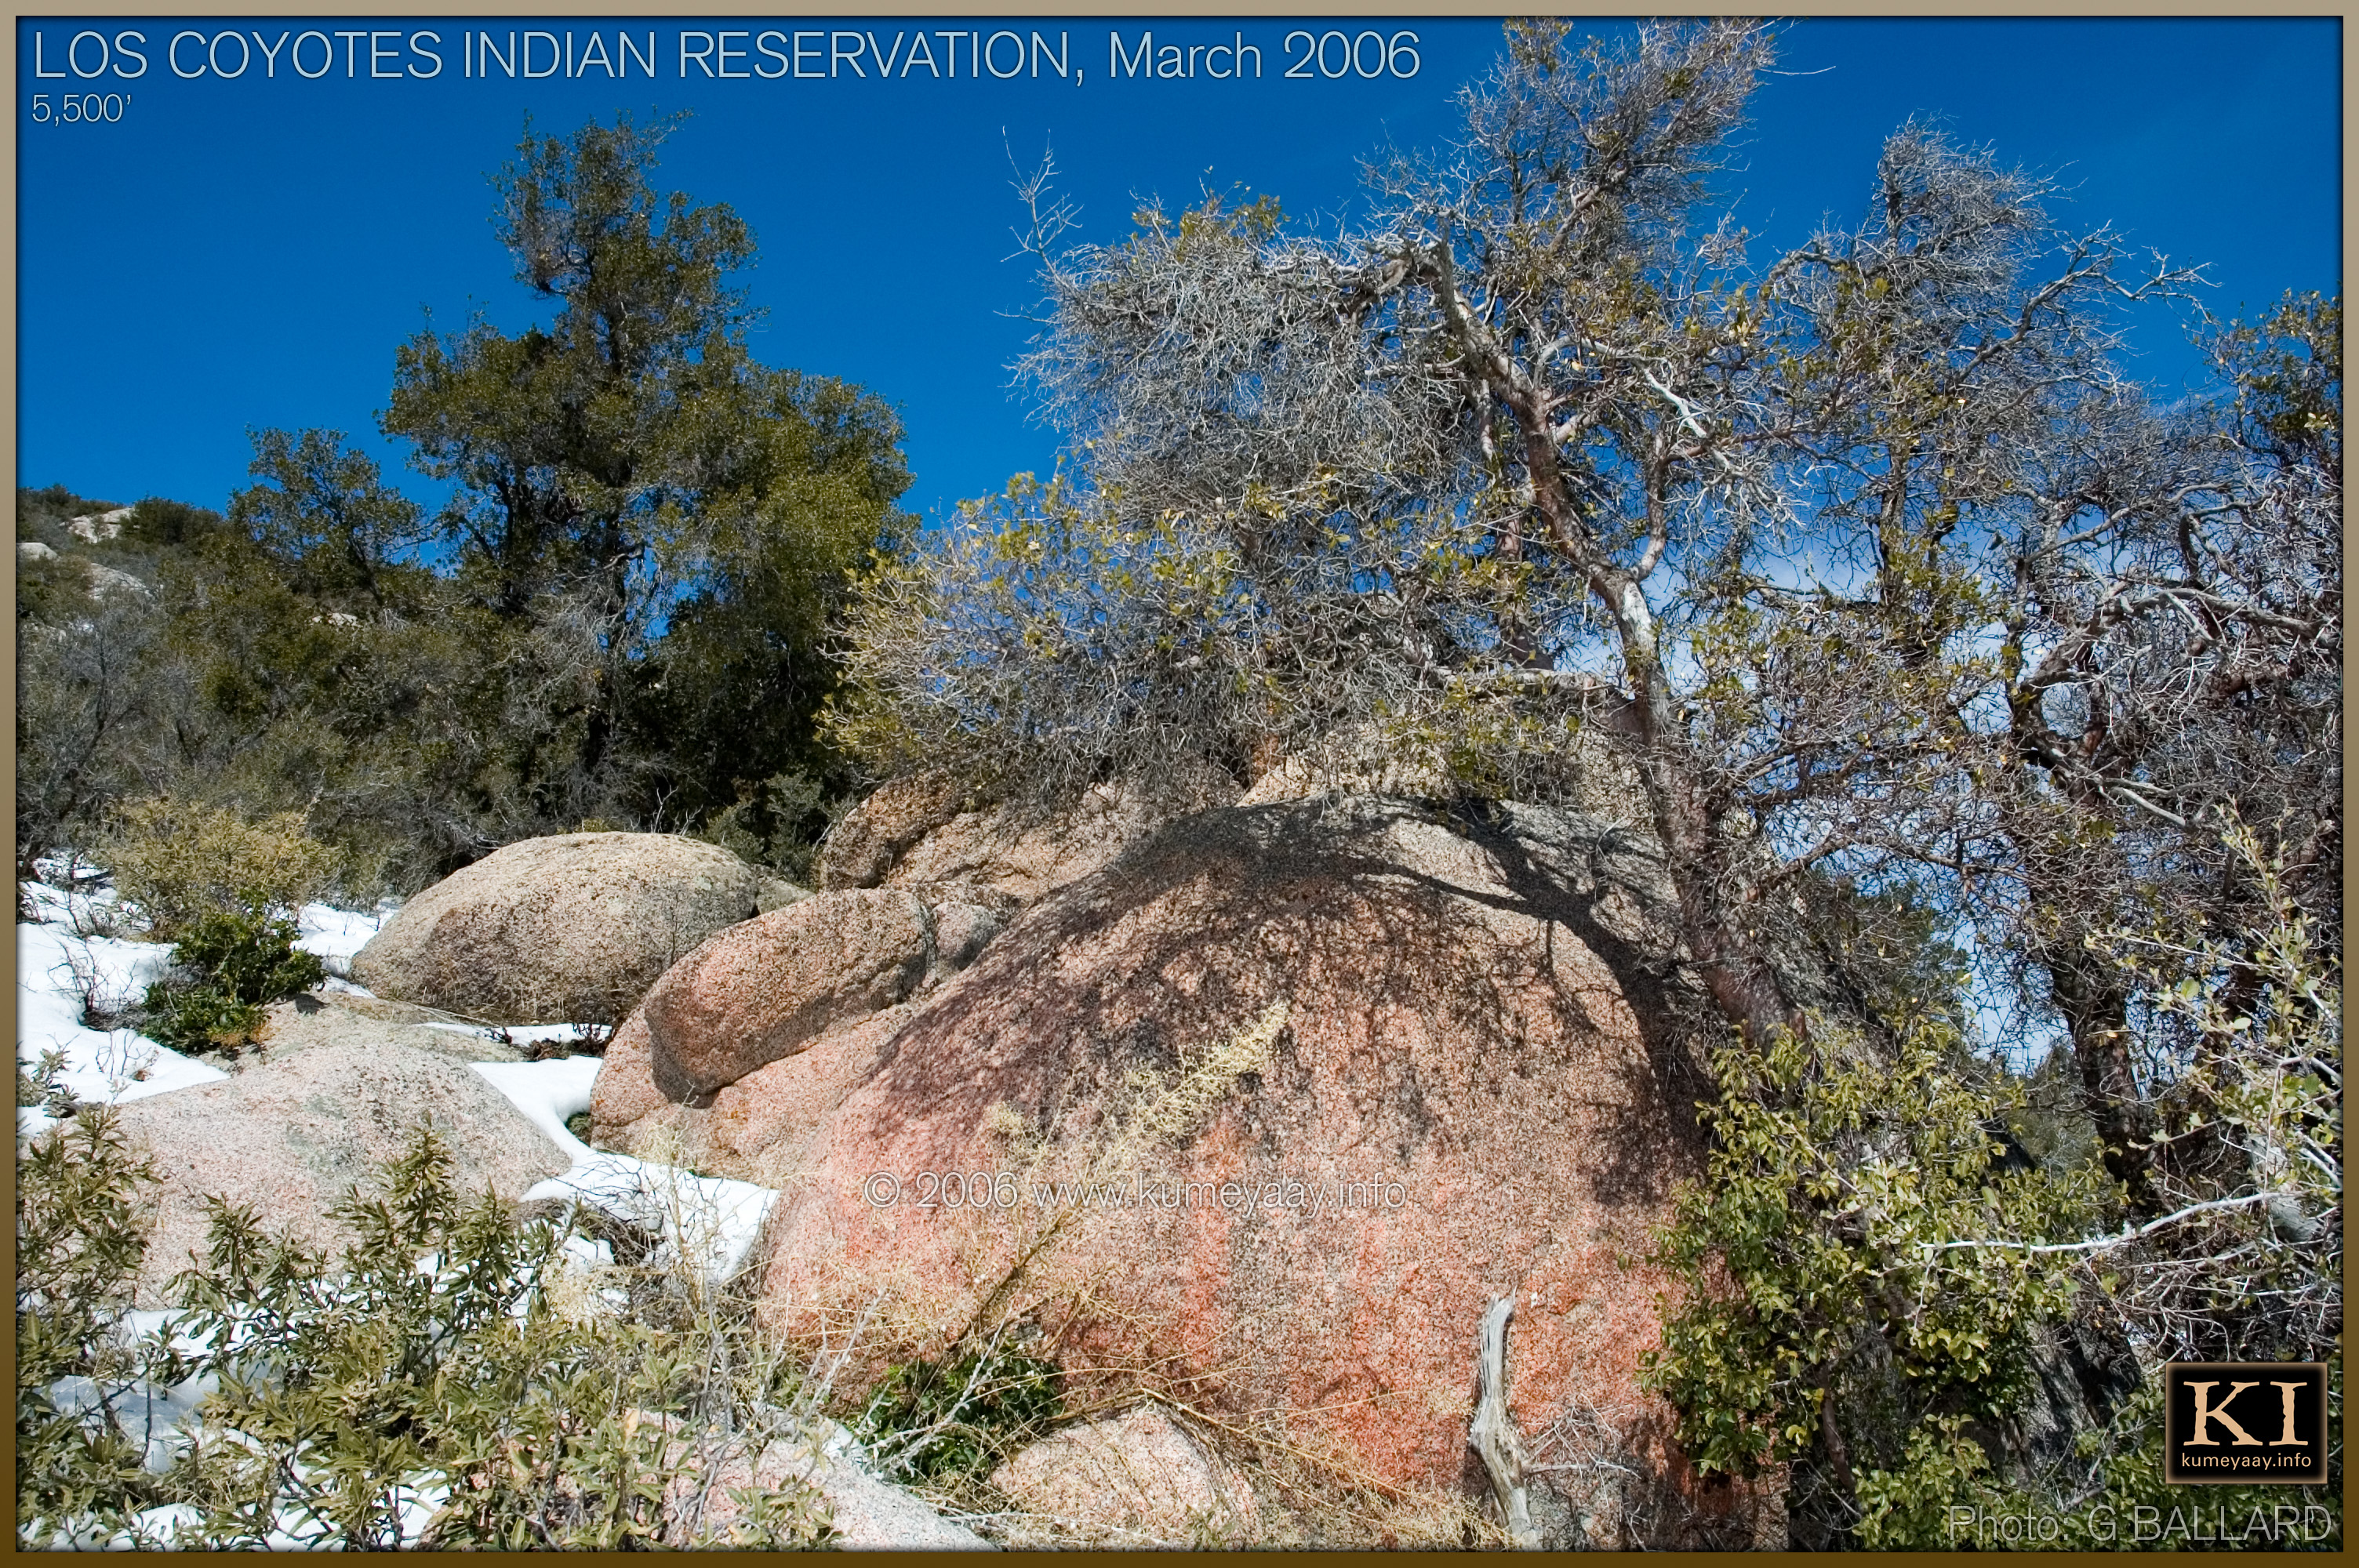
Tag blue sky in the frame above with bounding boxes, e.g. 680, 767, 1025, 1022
16, 15, 2341, 524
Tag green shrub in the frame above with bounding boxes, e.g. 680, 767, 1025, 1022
16, 1048, 77, 1118
136, 986, 267, 1057
15, 1099, 177, 1547
169, 1127, 836, 1548
104, 796, 339, 937
16, 1113, 838, 1548
860, 1338, 1063, 1482
689, 766, 850, 884
138, 909, 324, 1055
162, 909, 325, 1006
13, 543, 82, 626
1640, 1015, 2110, 1548
16, 483, 118, 539
122, 496, 226, 551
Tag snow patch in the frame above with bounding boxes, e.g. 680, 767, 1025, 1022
470, 1056, 602, 1158
469, 1056, 777, 1289
15, 922, 226, 1109
530, 1155, 778, 1290
16, 880, 402, 1121
292, 900, 387, 964
20, 870, 772, 1296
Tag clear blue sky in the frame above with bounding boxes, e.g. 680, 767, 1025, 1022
16, 15, 2341, 524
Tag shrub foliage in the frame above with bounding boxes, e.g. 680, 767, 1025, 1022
1642, 1018, 2107, 1546
14, 1105, 172, 1547
14, 1109, 838, 1549
102, 796, 339, 938
136, 909, 325, 1056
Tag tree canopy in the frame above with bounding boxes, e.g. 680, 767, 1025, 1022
18, 112, 914, 889
385, 111, 914, 845
837, 16, 2336, 1076
834, 19, 2340, 1541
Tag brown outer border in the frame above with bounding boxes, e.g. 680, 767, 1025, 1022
2, 3, 2349, 1559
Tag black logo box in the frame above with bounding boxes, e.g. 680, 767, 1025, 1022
2164, 1363, 2330, 1486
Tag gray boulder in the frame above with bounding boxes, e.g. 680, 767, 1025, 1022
657, 1414, 992, 1550
990, 1404, 1259, 1546
353, 833, 761, 1024
111, 1039, 569, 1305
238, 990, 536, 1068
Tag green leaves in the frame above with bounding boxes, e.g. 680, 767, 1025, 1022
377, 114, 913, 851
15, 1103, 170, 1547
227, 429, 431, 609
103, 796, 340, 938
2205, 290, 2341, 474
163, 1126, 834, 1549
163, 1130, 563, 1547
137, 907, 326, 1058
860, 1341, 1063, 1483
1641, 1015, 2108, 1542
17, 1108, 838, 1548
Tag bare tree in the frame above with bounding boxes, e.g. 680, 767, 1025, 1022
831, 17, 2343, 1535
839, 20, 2245, 1056
1983, 299, 2340, 1211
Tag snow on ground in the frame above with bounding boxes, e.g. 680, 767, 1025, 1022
16, 922, 226, 1128
292, 899, 391, 971
16, 881, 400, 1134
20, 870, 787, 1548
85, 1479, 449, 1551
472, 1056, 778, 1288
417, 1020, 594, 1051
20, 872, 776, 1287
471, 1056, 603, 1156
530, 1153, 779, 1289
19, 873, 107, 930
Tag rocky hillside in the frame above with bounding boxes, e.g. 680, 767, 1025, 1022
20, 769, 1788, 1547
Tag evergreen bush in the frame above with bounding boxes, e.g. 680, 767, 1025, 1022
137, 909, 325, 1056
14, 1105, 839, 1549
14, 1101, 176, 1547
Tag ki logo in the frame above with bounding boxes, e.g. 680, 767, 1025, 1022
2163, 1363, 2329, 1485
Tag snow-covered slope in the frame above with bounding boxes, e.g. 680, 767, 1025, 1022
18, 872, 775, 1285
16, 921, 226, 1123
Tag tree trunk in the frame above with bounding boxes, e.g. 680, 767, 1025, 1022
1426, 240, 1810, 1052
1469, 1295, 1540, 1549
2043, 938, 2157, 1214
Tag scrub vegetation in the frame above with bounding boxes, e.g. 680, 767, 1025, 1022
16, 114, 912, 900
16, 19, 2339, 1550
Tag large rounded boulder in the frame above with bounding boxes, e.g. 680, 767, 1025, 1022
588, 887, 1005, 1162
815, 762, 1240, 909
640, 889, 938, 1100
111, 1039, 569, 1305
353, 833, 761, 1024
716, 795, 1749, 1526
